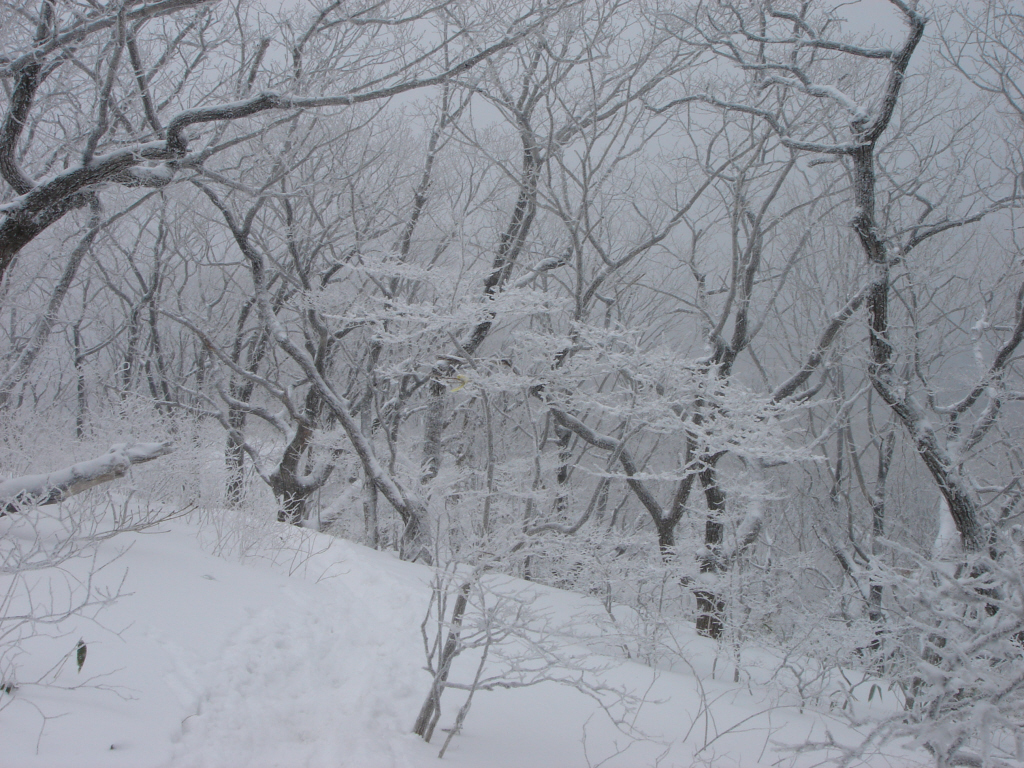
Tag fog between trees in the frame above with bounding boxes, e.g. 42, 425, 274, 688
2, 0, 1024, 764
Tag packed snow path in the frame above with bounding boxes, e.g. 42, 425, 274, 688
3, 522, 433, 768
2, 513, 927, 768
169, 575, 424, 767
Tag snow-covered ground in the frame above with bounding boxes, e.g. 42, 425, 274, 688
0, 504, 928, 768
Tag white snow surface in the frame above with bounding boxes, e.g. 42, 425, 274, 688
0, 507, 927, 768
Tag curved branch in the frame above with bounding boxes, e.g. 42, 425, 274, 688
0, 4, 555, 281
548, 408, 666, 525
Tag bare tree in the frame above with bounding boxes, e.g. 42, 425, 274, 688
0, 0, 567, 281
659, 0, 1021, 554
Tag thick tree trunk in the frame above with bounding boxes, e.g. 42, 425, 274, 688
656, 520, 675, 558
420, 379, 445, 484
275, 486, 309, 526
270, 415, 327, 527
224, 396, 249, 508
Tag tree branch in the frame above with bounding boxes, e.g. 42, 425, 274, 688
0, 442, 174, 513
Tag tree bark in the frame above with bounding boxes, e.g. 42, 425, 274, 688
695, 459, 727, 639
413, 580, 472, 742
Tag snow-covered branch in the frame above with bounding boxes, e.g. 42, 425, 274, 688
0, 1, 566, 282
771, 279, 876, 402
549, 408, 666, 525
0, 442, 174, 513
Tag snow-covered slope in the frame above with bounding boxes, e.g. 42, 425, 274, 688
0, 510, 925, 768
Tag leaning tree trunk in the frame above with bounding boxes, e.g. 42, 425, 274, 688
851, 137, 985, 551
0, 442, 174, 513
413, 580, 472, 742
0, 196, 100, 410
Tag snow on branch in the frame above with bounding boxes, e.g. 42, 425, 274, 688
0, 1, 569, 282
549, 408, 666, 524
511, 255, 567, 289
0, 442, 174, 513
771, 279, 876, 402
0, 0, 213, 79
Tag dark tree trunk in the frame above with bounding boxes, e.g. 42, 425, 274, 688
361, 396, 380, 548
657, 519, 675, 558
275, 486, 309, 526
413, 580, 471, 742
73, 324, 88, 440
695, 459, 726, 639
420, 379, 445, 484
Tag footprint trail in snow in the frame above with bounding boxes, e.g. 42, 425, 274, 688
169, 564, 426, 768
